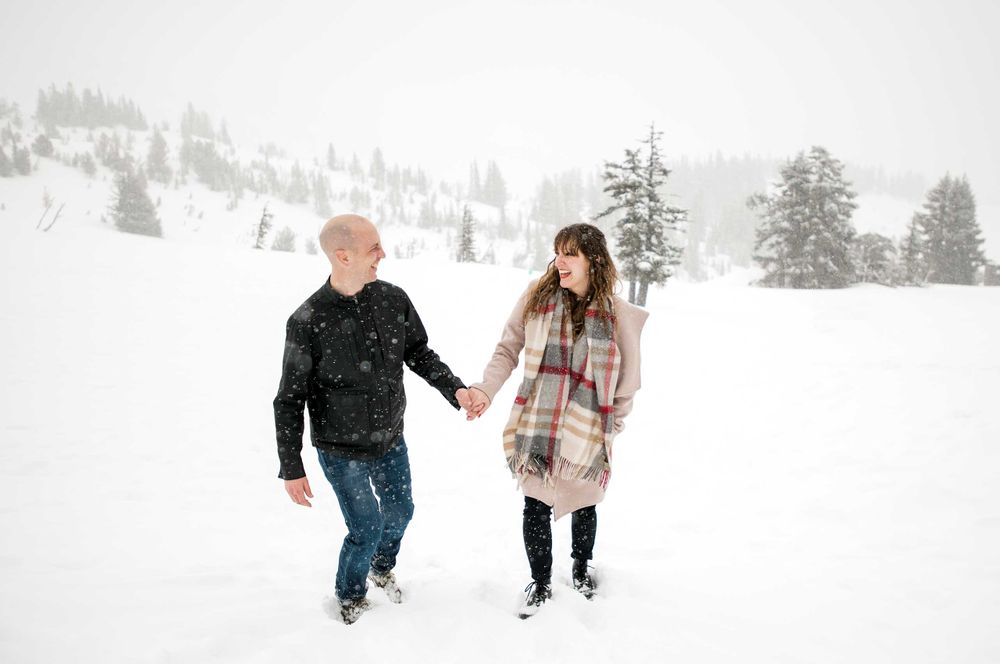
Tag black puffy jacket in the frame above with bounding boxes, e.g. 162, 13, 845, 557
273, 279, 465, 479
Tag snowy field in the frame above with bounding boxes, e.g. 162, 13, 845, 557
1, 218, 999, 663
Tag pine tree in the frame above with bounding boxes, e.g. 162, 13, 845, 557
748, 146, 857, 289
457, 205, 477, 262
312, 171, 332, 218
254, 203, 273, 249
0, 146, 12, 177
483, 160, 508, 209
146, 127, 172, 183
285, 161, 310, 204
596, 125, 685, 305
110, 167, 162, 237
852, 233, 897, 285
271, 226, 296, 252
899, 219, 927, 286
370, 148, 386, 190
468, 161, 482, 202
913, 174, 985, 285
326, 143, 337, 170
32, 134, 54, 157
12, 144, 31, 175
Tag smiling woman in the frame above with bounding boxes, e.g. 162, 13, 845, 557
466, 222, 648, 618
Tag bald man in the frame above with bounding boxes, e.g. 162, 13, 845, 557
274, 214, 474, 625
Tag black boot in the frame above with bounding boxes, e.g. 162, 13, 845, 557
518, 580, 552, 619
572, 559, 596, 600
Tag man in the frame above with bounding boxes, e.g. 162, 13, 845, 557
274, 214, 473, 625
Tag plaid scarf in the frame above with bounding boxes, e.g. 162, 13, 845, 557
502, 291, 620, 489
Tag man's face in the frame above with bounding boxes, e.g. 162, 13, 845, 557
347, 222, 386, 285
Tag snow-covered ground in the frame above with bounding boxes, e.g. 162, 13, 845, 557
1, 213, 999, 663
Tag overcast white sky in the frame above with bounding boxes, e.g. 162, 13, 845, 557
2, 0, 998, 198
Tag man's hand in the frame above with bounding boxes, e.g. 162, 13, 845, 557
284, 477, 314, 508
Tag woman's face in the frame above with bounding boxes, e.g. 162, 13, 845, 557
554, 245, 591, 297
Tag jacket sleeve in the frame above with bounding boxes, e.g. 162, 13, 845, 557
402, 293, 465, 408
273, 314, 313, 480
611, 302, 649, 433
468, 284, 531, 402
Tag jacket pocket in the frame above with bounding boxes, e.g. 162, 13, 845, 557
318, 389, 371, 447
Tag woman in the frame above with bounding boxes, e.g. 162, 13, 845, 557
467, 223, 647, 619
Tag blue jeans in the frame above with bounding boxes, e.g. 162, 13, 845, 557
317, 437, 414, 601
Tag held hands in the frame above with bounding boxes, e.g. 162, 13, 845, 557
457, 387, 490, 421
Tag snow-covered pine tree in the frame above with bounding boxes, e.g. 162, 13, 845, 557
899, 219, 927, 286
457, 205, 477, 263
146, 127, 172, 184
913, 174, 985, 285
0, 146, 12, 177
285, 161, 310, 204
852, 232, 897, 285
748, 146, 857, 288
110, 167, 162, 237
32, 134, 54, 157
370, 148, 386, 190
254, 203, 273, 250
468, 161, 482, 203
312, 171, 332, 218
326, 143, 337, 170
596, 125, 685, 305
272, 226, 296, 252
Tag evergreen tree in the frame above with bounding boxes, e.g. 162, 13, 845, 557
913, 174, 985, 285
748, 146, 857, 289
312, 171, 332, 218
457, 205, 477, 262
12, 144, 31, 175
370, 148, 386, 190
326, 143, 337, 170
271, 226, 297, 252
0, 146, 12, 177
254, 203, 273, 249
349, 153, 364, 180
110, 167, 162, 237
285, 161, 310, 204
32, 134, 54, 157
899, 219, 927, 286
596, 125, 685, 305
852, 233, 897, 285
468, 161, 482, 202
483, 160, 508, 209
146, 127, 172, 183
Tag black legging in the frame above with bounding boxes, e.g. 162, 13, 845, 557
522, 496, 597, 583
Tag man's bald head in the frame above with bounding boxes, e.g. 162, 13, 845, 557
319, 214, 374, 260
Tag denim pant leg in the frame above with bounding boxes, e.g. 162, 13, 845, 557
317, 450, 382, 601
368, 437, 415, 574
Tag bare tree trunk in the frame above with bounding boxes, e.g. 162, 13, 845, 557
628, 280, 637, 304
35, 203, 53, 230
637, 280, 649, 307
43, 203, 65, 232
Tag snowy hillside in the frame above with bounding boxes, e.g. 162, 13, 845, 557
1, 211, 999, 663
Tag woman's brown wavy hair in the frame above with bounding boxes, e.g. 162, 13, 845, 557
523, 223, 619, 322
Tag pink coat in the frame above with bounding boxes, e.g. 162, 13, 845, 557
471, 284, 648, 519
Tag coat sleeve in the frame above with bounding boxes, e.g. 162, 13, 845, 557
469, 284, 532, 402
273, 313, 314, 480
402, 292, 465, 408
611, 301, 649, 433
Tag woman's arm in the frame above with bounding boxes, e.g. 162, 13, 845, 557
612, 300, 649, 432
469, 283, 534, 403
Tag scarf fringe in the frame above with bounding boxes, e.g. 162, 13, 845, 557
506, 451, 610, 490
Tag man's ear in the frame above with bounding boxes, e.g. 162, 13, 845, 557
334, 248, 350, 266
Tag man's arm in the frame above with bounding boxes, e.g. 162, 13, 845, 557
273, 314, 313, 482
401, 293, 466, 408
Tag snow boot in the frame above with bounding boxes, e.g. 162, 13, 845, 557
572, 559, 596, 600
337, 596, 372, 625
368, 568, 403, 604
518, 580, 552, 619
